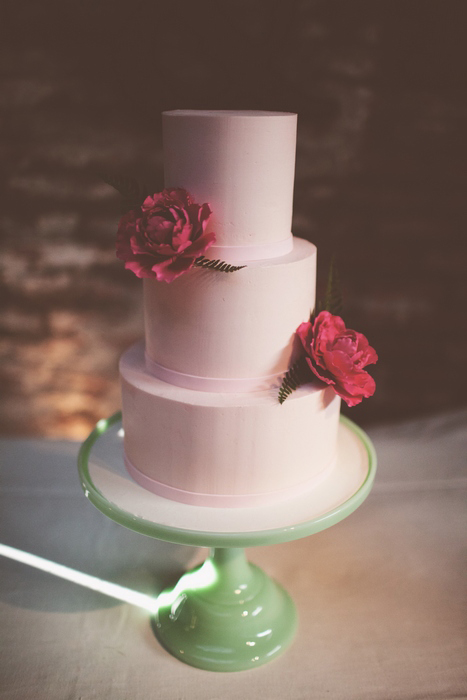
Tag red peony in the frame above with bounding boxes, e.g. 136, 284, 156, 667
296, 311, 378, 407
116, 188, 216, 283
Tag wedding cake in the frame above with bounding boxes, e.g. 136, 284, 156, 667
116, 110, 377, 508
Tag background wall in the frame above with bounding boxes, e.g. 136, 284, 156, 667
1, 0, 466, 437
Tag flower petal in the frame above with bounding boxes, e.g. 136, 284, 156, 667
182, 230, 217, 256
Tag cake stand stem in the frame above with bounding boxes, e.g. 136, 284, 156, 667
152, 546, 297, 672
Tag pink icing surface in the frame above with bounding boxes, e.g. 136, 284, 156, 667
124, 451, 336, 508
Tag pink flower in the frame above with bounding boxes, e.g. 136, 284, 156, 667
297, 311, 378, 407
116, 188, 216, 282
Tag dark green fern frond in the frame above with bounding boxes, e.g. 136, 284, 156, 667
194, 256, 246, 273
278, 357, 312, 404
100, 172, 150, 214
324, 256, 344, 317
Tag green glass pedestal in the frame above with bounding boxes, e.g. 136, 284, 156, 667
152, 547, 296, 671
78, 412, 376, 672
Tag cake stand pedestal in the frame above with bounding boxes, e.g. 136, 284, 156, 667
78, 412, 376, 672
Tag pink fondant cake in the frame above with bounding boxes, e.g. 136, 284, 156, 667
119, 110, 343, 507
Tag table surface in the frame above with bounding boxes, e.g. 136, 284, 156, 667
1, 409, 466, 699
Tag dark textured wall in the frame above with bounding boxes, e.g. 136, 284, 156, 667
1, 0, 466, 437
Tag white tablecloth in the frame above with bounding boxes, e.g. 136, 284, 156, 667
1, 410, 466, 699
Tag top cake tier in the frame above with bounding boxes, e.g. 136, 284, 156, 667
162, 110, 297, 261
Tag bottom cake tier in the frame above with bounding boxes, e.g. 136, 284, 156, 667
120, 342, 341, 508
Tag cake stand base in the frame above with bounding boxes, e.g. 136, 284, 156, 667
78, 413, 376, 671
152, 547, 296, 671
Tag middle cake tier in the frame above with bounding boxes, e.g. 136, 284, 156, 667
144, 237, 315, 391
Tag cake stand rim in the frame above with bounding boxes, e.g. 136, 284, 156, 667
78, 412, 376, 548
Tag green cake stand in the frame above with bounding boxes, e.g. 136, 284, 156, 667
78, 412, 376, 672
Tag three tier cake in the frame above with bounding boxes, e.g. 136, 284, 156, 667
118, 110, 342, 507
